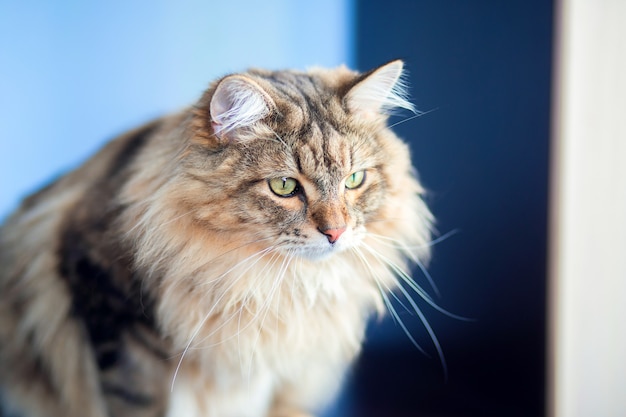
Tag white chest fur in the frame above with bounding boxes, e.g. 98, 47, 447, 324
160, 256, 383, 417
166, 370, 275, 417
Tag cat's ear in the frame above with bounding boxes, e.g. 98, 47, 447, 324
210, 75, 274, 139
344, 60, 415, 117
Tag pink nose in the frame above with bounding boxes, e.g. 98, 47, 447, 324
319, 227, 346, 244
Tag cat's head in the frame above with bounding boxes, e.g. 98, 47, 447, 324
176, 60, 432, 262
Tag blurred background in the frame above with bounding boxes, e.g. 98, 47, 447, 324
0, 0, 576, 416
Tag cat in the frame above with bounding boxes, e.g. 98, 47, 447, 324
0, 60, 434, 417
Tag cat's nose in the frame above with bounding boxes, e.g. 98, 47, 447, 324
319, 226, 346, 244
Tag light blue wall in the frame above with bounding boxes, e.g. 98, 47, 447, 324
0, 0, 354, 219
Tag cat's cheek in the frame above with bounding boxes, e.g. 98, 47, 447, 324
269, 196, 305, 214
250, 182, 304, 212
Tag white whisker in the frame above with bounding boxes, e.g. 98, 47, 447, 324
170, 245, 278, 392
196, 242, 276, 288
237, 249, 283, 374
395, 275, 448, 380
163, 235, 276, 298
361, 243, 469, 321
351, 247, 414, 317
365, 233, 441, 298
352, 247, 429, 356
387, 107, 439, 129
358, 243, 446, 375
267, 126, 289, 149
246, 249, 294, 384
190, 248, 279, 349
362, 243, 434, 303
367, 229, 460, 250
184, 248, 282, 350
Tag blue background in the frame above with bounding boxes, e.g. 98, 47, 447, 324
0, 0, 353, 219
1, 1, 553, 416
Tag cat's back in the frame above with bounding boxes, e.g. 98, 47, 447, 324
0, 115, 180, 417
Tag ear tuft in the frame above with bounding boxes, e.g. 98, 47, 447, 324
345, 60, 416, 116
210, 75, 273, 138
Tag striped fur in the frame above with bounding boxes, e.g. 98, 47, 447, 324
0, 61, 433, 417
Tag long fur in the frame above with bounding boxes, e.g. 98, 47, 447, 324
0, 60, 433, 417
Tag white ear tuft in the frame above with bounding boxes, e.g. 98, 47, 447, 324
210, 75, 273, 137
345, 60, 416, 116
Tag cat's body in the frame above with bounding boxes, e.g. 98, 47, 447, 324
0, 61, 433, 417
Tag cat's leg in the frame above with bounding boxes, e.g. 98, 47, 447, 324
0, 270, 171, 417
0, 299, 109, 417
98, 326, 173, 417
166, 364, 276, 417
268, 361, 349, 417
267, 402, 315, 417
267, 406, 314, 417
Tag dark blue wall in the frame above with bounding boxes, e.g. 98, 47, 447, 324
348, 1, 553, 416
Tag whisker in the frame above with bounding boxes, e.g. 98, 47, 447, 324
387, 107, 439, 129
247, 249, 294, 383
196, 242, 276, 288
365, 229, 461, 299
362, 243, 470, 322
273, 253, 289, 343
158, 208, 197, 228
198, 235, 277, 270
351, 247, 415, 317
395, 275, 448, 381
366, 229, 460, 250
358, 244, 449, 376
365, 233, 441, 298
170, 245, 278, 392
164, 234, 276, 296
352, 247, 429, 357
351, 247, 400, 323
125, 203, 202, 238
237, 249, 283, 373
357, 240, 477, 381
362, 243, 434, 304
427, 229, 461, 246
190, 247, 283, 348
267, 126, 289, 149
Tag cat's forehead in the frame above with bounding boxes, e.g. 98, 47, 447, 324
250, 69, 352, 136
244, 68, 381, 183
290, 126, 350, 182
279, 125, 381, 196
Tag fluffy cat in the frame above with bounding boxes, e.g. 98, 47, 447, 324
0, 60, 433, 417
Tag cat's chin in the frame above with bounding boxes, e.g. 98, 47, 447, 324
285, 227, 364, 261
287, 240, 355, 262
296, 246, 343, 261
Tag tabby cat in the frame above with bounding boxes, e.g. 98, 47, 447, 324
0, 60, 434, 417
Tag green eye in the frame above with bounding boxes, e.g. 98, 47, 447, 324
268, 177, 299, 197
345, 170, 366, 189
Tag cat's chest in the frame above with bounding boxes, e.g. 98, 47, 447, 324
160, 254, 379, 364
193, 283, 367, 372
165, 286, 368, 417
158, 255, 381, 416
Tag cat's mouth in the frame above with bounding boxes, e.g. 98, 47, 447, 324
294, 243, 344, 261
284, 227, 363, 261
